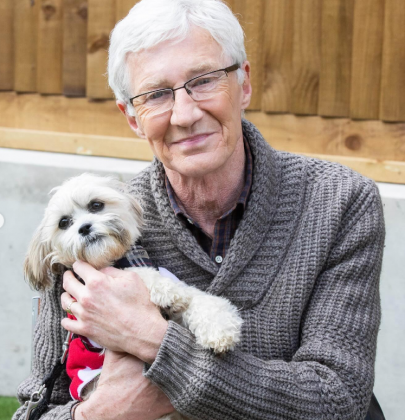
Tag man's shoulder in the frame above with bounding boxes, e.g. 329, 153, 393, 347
126, 164, 153, 195
277, 150, 377, 190
275, 150, 381, 212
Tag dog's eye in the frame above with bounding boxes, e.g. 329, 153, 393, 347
88, 201, 104, 213
59, 217, 72, 230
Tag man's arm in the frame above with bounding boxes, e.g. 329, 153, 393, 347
143, 183, 384, 420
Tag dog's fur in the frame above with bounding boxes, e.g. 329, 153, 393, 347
25, 173, 243, 419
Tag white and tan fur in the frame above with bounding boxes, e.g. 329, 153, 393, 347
24, 173, 242, 418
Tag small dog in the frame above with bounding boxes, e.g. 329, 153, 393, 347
25, 173, 242, 418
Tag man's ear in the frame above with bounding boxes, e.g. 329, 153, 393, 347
116, 101, 146, 138
240, 61, 252, 110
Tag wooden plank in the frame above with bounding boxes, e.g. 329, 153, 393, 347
86, 0, 116, 99
318, 0, 355, 117
63, 0, 88, 97
14, 0, 39, 92
380, 0, 405, 122
116, 0, 139, 21
0, 127, 153, 161
37, 0, 64, 94
1, 126, 404, 183
261, 0, 294, 113
231, 0, 265, 110
291, 0, 322, 115
0, 92, 133, 137
350, 0, 384, 120
0, 0, 14, 90
246, 111, 405, 162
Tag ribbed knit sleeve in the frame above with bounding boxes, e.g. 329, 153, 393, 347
144, 183, 385, 420
13, 278, 74, 420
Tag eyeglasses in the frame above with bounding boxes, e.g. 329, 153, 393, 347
129, 63, 240, 118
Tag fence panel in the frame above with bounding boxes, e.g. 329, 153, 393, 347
350, 0, 384, 120
14, 0, 39, 93
318, 0, 355, 117
231, 0, 265, 110
63, 0, 88, 97
261, 0, 294, 113
380, 0, 405, 122
291, 0, 322, 115
0, 0, 14, 91
86, 0, 116, 99
37, 0, 64, 94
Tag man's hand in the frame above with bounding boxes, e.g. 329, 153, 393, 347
61, 260, 168, 363
75, 350, 175, 420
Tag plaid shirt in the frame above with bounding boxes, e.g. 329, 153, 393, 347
166, 138, 253, 264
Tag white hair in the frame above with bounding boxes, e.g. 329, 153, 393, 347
108, 0, 246, 116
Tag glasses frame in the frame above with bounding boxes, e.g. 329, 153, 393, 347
129, 63, 240, 108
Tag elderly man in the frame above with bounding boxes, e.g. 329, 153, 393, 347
14, 0, 385, 419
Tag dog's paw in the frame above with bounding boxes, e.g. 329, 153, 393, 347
129, 266, 191, 312
196, 323, 242, 354
183, 293, 243, 354
151, 286, 190, 313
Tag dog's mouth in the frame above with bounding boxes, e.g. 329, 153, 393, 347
84, 234, 104, 246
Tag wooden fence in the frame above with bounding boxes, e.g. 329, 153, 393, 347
0, 0, 404, 183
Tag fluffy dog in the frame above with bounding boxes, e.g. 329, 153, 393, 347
24, 173, 242, 418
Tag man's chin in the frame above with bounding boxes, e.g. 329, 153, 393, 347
168, 154, 226, 178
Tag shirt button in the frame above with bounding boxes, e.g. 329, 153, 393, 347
187, 218, 194, 225
215, 255, 223, 264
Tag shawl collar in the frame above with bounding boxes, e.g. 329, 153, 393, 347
149, 120, 282, 294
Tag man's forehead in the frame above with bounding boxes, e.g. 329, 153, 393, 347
127, 26, 225, 93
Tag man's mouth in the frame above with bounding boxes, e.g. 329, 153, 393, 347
172, 133, 213, 146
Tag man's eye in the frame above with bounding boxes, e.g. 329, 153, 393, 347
147, 90, 171, 102
195, 77, 214, 86
58, 217, 71, 230
88, 201, 104, 213
150, 91, 165, 100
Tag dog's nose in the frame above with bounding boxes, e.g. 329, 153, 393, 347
79, 223, 92, 236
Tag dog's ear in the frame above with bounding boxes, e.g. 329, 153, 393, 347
24, 223, 54, 291
126, 192, 144, 229
110, 178, 144, 230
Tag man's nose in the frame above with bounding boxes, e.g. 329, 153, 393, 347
170, 88, 203, 127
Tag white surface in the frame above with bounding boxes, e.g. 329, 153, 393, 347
377, 181, 405, 199
0, 147, 151, 174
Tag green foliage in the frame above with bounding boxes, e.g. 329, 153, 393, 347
0, 396, 19, 420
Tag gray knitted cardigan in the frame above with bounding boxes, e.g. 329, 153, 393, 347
14, 120, 385, 420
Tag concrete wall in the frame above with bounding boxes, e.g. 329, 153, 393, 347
0, 148, 404, 419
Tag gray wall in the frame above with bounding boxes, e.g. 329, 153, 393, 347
0, 148, 404, 419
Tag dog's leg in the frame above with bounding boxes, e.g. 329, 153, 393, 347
125, 267, 191, 313
180, 288, 243, 354
126, 267, 243, 354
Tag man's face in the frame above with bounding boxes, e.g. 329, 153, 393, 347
122, 26, 252, 178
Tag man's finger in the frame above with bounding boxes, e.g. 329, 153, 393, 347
72, 260, 105, 282
63, 269, 85, 299
61, 317, 82, 336
61, 292, 76, 312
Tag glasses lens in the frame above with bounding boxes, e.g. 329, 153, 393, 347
186, 71, 227, 100
133, 89, 174, 117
